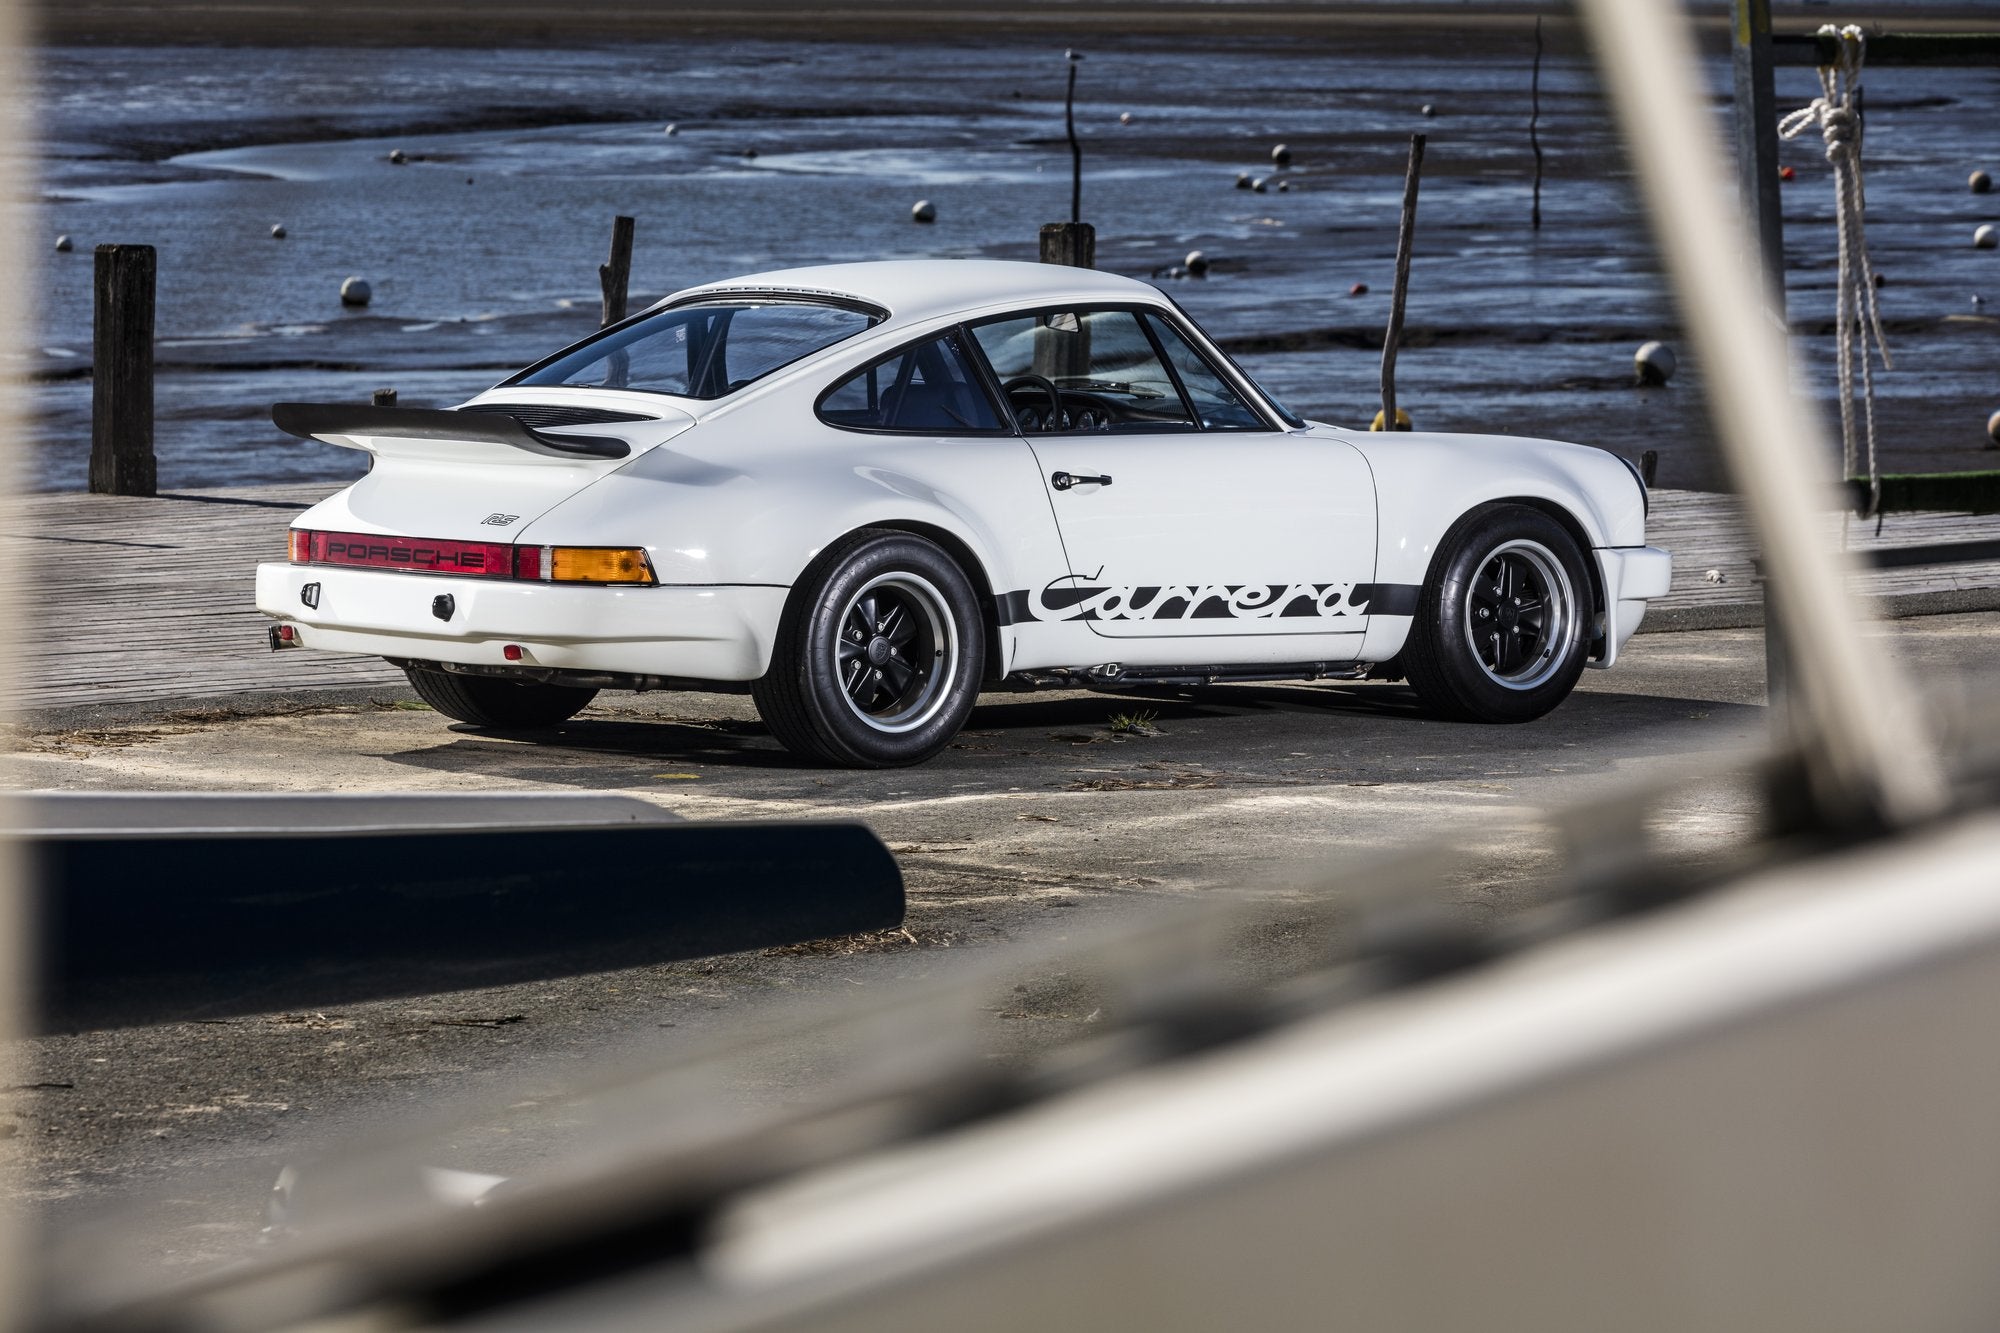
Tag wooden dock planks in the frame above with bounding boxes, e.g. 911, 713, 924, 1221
12, 485, 2000, 711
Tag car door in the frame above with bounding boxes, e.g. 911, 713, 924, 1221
968, 306, 1378, 644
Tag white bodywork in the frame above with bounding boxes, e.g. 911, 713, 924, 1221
256, 260, 1670, 684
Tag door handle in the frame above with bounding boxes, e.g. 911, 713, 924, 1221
1051, 471, 1113, 491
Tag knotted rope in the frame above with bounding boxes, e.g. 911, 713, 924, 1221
1779, 24, 1892, 517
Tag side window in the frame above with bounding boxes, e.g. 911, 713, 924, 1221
1144, 314, 1270, 431
969, 309, 1197, 434
818, 331, 1006, 434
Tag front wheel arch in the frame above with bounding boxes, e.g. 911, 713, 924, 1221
1499, 497, 1606, 651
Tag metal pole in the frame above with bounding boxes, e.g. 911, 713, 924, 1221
1733, 0, 1786, 307
1732, 0, 1794, 735
1579, 0, 1947, 828
1379, 133, 1425, 433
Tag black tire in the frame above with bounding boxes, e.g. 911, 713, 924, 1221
753, 529, 985, 767
1402, 504, 1593, 723
403, 663, 598, 728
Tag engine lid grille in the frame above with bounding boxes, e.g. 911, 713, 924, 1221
457, 403, 657, 430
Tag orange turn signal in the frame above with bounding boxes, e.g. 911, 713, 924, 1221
288, 529, 310, 563
546, 546, 656, 585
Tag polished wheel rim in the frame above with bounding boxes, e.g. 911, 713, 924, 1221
1463, 538, 1574, 691
833, 572, 957, 733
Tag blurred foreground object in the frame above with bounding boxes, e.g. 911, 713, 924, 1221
12, 793, 903, 1032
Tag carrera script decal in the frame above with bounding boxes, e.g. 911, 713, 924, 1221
994, 581, 1422, 626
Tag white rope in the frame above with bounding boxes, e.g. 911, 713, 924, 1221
1779, 24, 1892, 517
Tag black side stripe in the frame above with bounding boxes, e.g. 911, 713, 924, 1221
992, 583, 1421, 627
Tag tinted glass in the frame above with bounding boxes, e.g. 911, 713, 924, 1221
1144, 314, 1269, 430
515, 301, 877, 400
970, 309, 1195, 433
819, 332, 1005, 433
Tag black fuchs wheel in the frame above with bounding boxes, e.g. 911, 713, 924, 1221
403, 663, 598, 728
1402, 504, 1594, 723
753, 529, 985, 767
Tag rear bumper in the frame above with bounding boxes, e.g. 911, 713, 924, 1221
1590, 545, 1673, 669
255, 563, 789, 682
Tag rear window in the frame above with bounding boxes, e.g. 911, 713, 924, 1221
512, 300, 880, 400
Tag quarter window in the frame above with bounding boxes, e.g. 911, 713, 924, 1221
818, 331, 1006, 433
513, 300, 879, 400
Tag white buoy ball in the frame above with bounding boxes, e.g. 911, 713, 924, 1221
387, 149, 407, 165
270, 223, 287, 239
1277, 179, 1291, 192
1119, 111, 1132, 125
1421, 104, 1437, 117
664, 123, 679, 135
1250, 176, 1269, 194
1973, 170, 1993, 195
1634, 340, 1677, 386
1987, 410, 2000, 446
340, 276, 373, 307
1235, 172, 1252, 190
54, 234, 72, 253
911, 199, 937, 224
1271, 143, 1291, 167
1976, 225, 1998, 250
1184, 250, 1210, 277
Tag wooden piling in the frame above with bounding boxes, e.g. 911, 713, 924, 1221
1379, 134, 1425, 433
90, 244, 156, 497
1039, 221, 1096, 270
1064, 50, 1084, 224
371, 387, 398, 408
1530, 15, 1545, 231
599, 214, 635, 328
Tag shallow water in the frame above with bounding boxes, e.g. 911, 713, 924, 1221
27, 37, 2000, 492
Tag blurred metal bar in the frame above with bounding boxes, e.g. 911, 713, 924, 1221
1, 0, 30, 1321
1578, 0, 1946, 828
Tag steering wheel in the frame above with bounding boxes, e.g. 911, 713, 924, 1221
1001, 374, 1065, 432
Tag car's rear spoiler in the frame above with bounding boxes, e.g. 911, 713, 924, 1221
272, 402, 631, 461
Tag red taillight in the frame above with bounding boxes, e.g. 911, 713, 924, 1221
288, 529, 653, 587
291, 529, 513, 578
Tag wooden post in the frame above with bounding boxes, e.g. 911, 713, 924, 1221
598, 215, 635, 328
1530, 15, 1545, 231
1065, 49, 1084, 224
1379, 134, 1425, 433
1732, 0, 1784, 311
90, 244, 156, 497
371, 387, 397, 408
1039, 221, 1096, 270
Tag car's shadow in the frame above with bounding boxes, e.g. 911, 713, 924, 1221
375, 681, 1764, 790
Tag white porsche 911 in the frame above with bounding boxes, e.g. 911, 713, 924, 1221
258, 259, 1670, 767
